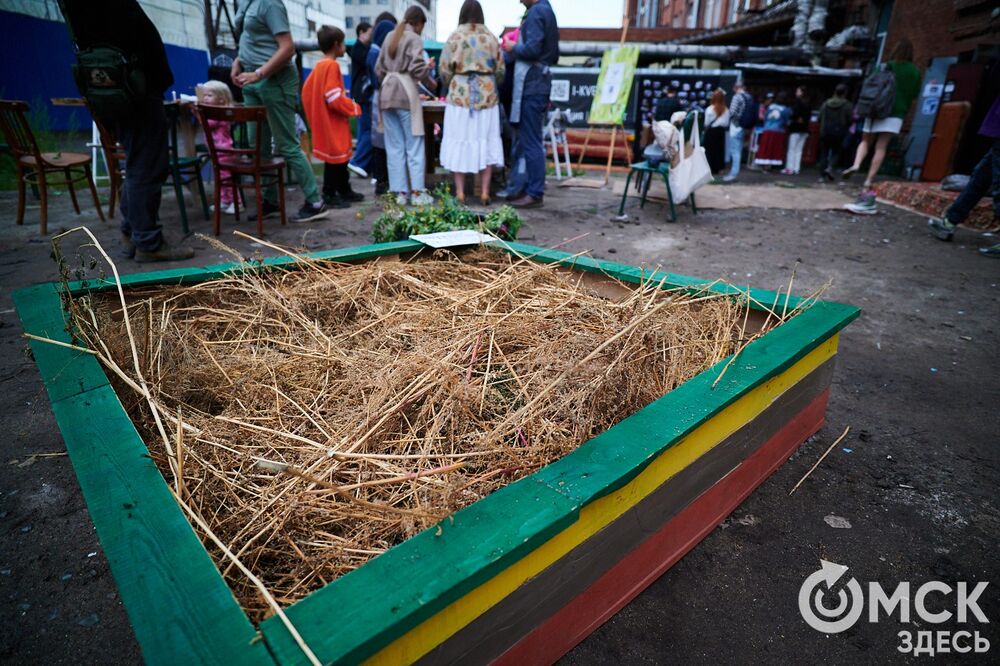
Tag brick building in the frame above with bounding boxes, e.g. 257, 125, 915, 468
631, 0, 790, 31
877, 0, 998, 68
343, 0, 436, 43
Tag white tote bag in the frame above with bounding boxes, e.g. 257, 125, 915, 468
669, 114, 714, 203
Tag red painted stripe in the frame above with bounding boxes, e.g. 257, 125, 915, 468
495, 388, 830, 666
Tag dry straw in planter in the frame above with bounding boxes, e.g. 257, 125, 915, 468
49, 230, 817, 622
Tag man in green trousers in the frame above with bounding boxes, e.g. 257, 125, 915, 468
231, 0, 329, 222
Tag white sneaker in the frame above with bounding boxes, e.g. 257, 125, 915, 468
348, 163, 368, 178
395, 192, 410, 206
844, 191, 878, 215
411, 191, 434, 206
210, 203, 237, 215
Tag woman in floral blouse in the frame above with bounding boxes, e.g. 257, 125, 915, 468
439, 0, 505, 205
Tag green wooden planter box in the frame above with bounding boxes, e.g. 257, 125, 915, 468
13, 240, 859, 665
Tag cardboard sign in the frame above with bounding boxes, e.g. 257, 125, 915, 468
589, 46, 639, 125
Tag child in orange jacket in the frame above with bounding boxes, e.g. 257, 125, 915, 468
302, 26, 363, 208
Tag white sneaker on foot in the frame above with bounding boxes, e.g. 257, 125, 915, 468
348, 163, 368, 179
844, 191, 878, 215
395, 192, 410, 206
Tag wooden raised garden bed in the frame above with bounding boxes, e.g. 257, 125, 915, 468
14, 239, 859, 665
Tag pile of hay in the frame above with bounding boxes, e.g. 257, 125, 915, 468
68, 244, 776, 619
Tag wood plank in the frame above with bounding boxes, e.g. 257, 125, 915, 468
49, 386, 272, 666
259, 479, 579, 665
415, 361, 835, 664
497, 388, 831, 665
13, 283, 111, 403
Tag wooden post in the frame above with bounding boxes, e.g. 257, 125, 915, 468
604, 126, 618, 182
573, 8, 632, 184
576, 127, 593, 169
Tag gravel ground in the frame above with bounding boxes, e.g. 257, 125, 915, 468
1, 169, 997, 664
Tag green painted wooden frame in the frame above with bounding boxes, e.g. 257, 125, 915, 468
13, 240, 860, 665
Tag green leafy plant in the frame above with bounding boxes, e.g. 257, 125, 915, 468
372, 186, 522, 243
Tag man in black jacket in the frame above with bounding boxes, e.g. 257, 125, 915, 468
504, 0, 559, 209
60, 0, 193, 261
653, 85, 682, 123
347, 21, 373, 178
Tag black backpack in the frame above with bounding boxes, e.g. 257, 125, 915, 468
738, 92, 757, 129
856, 67, 896, 120
821, 102, 849, 138
71, 46, 147, 123
58, 0, 147, 123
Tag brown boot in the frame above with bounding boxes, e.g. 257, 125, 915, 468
118, 234, 135, 259
509, 194, 543, 209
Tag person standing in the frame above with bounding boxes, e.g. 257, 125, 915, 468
927, 93, 1000, 257
495, 28, 520, 198
367, 17, 397, 196
783, 85, 811, 175
440, 0, 505, 206
754, 92, 791, 171
59, 0, 193, 261
842, 39, 921, 214
302, 26, 364, 208
347, 21, 373, 178
723, 82, 754, 182
503, 0, 559, 209
654, 85, 682, 123
375, 6, 437, 206
816, 83, 852, 180
231, 0, 329, 222
703, 88, 730, 174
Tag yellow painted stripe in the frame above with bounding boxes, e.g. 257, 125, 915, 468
365, 335, 839, 665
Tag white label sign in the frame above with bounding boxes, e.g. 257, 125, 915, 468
599, 63, 626, 105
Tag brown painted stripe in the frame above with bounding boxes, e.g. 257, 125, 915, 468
498, 388, 831, 665
415, 357, 836, 665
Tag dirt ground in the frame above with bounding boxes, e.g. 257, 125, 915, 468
1, 169, 998, 664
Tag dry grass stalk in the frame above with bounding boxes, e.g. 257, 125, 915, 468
55, 238, 803, 620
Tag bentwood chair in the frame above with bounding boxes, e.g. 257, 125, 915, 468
91, 113, 126, 219
0, 100, 105, 235
194, 104, 286, 236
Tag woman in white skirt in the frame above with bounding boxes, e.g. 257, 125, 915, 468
439, 0, 505, 205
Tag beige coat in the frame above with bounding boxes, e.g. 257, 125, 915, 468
375, 26, 431, 112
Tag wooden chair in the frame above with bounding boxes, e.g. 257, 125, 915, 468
164, 102, 210, 234
91, 114, 126, 219
0, 100, 105, 235
194, 104, 286, 236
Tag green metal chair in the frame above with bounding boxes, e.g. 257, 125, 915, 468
618, 159, 697, 222
619, 109, 704, 221
165, 102, 210, 234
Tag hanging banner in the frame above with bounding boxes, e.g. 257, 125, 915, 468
588, 46, 639, 125
549, 68, 739, 130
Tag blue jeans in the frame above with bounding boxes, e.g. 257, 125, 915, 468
512, 94, 547, 199
114, 95, 168, 251
350, 99, 373, 172
727, 126, 744, 178
382, 108, 425, 193
945, 139, 1000, 224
